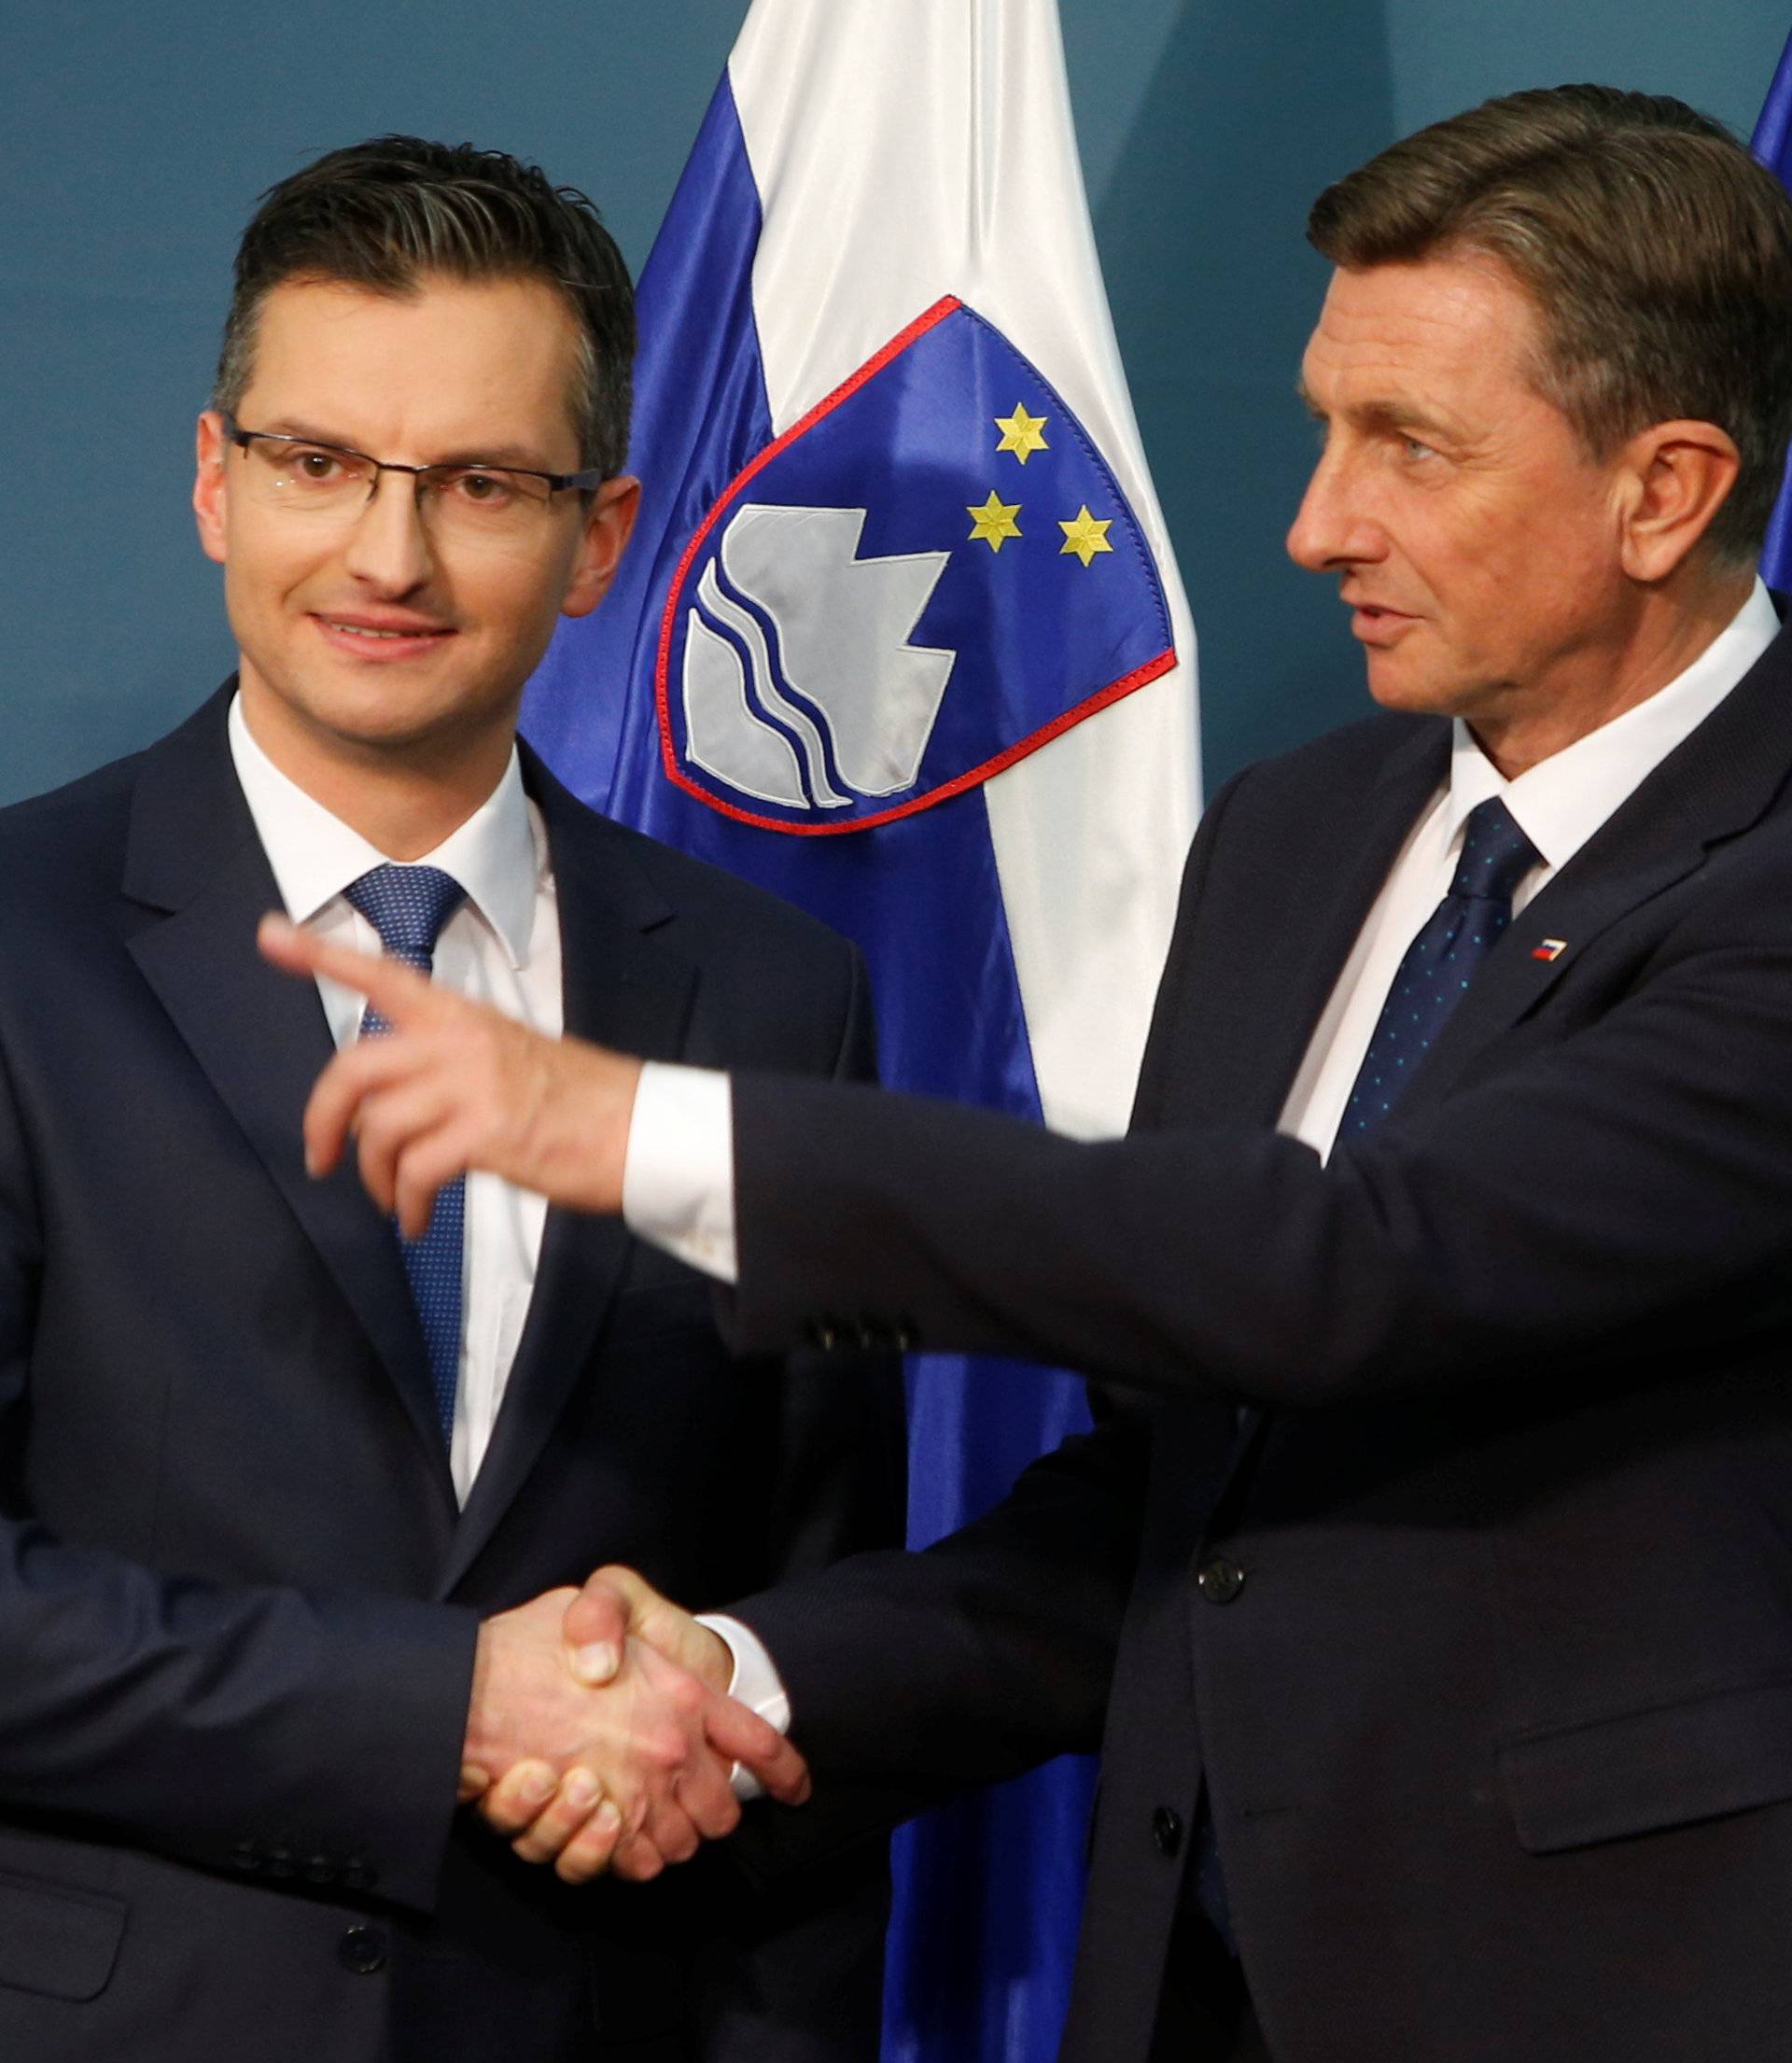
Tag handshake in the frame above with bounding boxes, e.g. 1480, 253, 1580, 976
462, 1566, 801, 1885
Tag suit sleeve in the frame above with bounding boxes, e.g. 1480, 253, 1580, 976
719, 827, 1792, 1411
0, 1031, 477, 1915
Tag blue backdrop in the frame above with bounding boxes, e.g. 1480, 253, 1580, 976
3, 0, 1785, 804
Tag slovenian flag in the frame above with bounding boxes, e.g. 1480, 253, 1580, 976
523, 4, 1200, 2057
1752, 24, 1792, 588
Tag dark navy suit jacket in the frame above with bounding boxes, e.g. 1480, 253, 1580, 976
0, 687, 903, 2063
724, 623, 1792, 2063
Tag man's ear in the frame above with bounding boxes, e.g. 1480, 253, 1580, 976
193, 411, 230, 566
1615, 419, 1742, 584
561, 475, 641, 619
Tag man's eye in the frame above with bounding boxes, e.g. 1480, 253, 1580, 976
1400, 436, 1436, 462
291, 447, 347, 480
445, 470, 516, 505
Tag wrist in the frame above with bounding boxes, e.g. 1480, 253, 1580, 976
553, 1045, 640, 1213
693, 1623, 732, 1692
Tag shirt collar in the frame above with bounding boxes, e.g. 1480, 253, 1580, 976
227, 692, 543, 968
1443, 578, 1781, 870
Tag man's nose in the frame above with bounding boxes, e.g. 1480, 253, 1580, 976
342, 470, 435, 593
1285, 445, 1377, 573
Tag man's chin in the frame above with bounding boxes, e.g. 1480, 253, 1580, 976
1363, 651, 1432, 714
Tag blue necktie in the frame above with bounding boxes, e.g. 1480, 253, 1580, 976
1337, 794, 1541, 1139
343, 863, 469, 1445
1193, 794, 1539, 1951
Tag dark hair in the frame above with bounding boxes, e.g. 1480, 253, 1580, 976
213, 134, 634, 478
1308, 85, 1792, 567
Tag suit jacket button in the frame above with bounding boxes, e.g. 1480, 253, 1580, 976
265, 1845, 296, 1879
341, 1858, 377, 1892
302, 1855, 337, 1886
1152, 1805, 1184, 1856
807, 1318, 840, 1350
230, 1841, 263, 1873
338, 1926, 387, 1975
1197, 1557, 1245, 1605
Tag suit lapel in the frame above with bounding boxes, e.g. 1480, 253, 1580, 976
441, 756, 697, 1593
1156, 722, 1451, 1131
1392, 625, 1792, 1116
121, 690, 453, 1495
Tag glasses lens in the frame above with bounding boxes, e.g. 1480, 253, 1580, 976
419, 465, 556, 539
242, 437, 376, 510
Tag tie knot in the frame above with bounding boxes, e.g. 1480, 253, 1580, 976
1449, 797, 1538, 905
343, 863, 467, 971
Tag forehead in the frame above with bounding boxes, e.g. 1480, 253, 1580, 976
1299, 255, 1546, 419
239, 274, 583, 458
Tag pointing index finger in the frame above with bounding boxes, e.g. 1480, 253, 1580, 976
257, 911, 442, 1027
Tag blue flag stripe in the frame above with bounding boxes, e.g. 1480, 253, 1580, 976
1750, 28, 1792, 592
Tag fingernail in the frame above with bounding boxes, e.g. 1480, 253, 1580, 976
518, 1766, 556, 1806
562, 1770, 599, 1811
794, 1774, 813, 1805
458, 1762, 490, 1799
593, 1800, 621, 1837
571, 1641, 619, 1685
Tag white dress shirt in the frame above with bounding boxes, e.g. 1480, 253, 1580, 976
229, 695, 560, 1506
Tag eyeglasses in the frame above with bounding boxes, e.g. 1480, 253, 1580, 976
220, 414, 604, 541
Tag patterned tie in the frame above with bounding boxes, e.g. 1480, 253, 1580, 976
1194, 794, 1539, 1953
1337, 795, 1541, 1138
343, 863, 469, 1444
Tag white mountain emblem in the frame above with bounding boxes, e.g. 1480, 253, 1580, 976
681, 503, 956, 810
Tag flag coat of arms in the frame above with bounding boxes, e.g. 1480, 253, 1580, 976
524, 5, 1201, 2057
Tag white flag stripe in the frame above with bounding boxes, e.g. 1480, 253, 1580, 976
731, 0, 1199, 1138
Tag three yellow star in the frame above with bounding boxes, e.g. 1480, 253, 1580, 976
967, 490, 1023, 552
994, 403, 1050, 464
1058, 505, 1114, 568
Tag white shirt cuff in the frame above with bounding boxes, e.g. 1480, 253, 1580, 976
621, 1061, 738, 1284
696, 1613, 792, 1803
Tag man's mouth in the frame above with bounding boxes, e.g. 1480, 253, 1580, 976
1347, 599, 1419, 643
311, 612, 455, 657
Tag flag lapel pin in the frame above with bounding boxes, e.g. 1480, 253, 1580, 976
1532, 938, 1568, 962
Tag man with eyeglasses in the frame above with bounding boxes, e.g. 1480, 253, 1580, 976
0, 136, 901, 2063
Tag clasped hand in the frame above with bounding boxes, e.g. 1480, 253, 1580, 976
463, 1579, 806, 1884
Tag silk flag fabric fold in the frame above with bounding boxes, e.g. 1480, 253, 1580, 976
1752, 24, 1792, 589
522, 5, 1201, 2056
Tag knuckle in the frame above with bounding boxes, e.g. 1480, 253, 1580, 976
643, 1723, 689, 1773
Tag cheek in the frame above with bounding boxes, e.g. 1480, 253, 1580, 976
222, 525, 316, 612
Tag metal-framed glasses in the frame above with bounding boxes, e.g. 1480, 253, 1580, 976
220, 414, 604, 540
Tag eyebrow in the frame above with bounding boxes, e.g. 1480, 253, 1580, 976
250, 418, 562, 470
1294, 382, 1455, 440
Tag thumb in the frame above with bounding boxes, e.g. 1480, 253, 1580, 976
565, 1565, 732, 1690
563, 1570, 637, 1686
